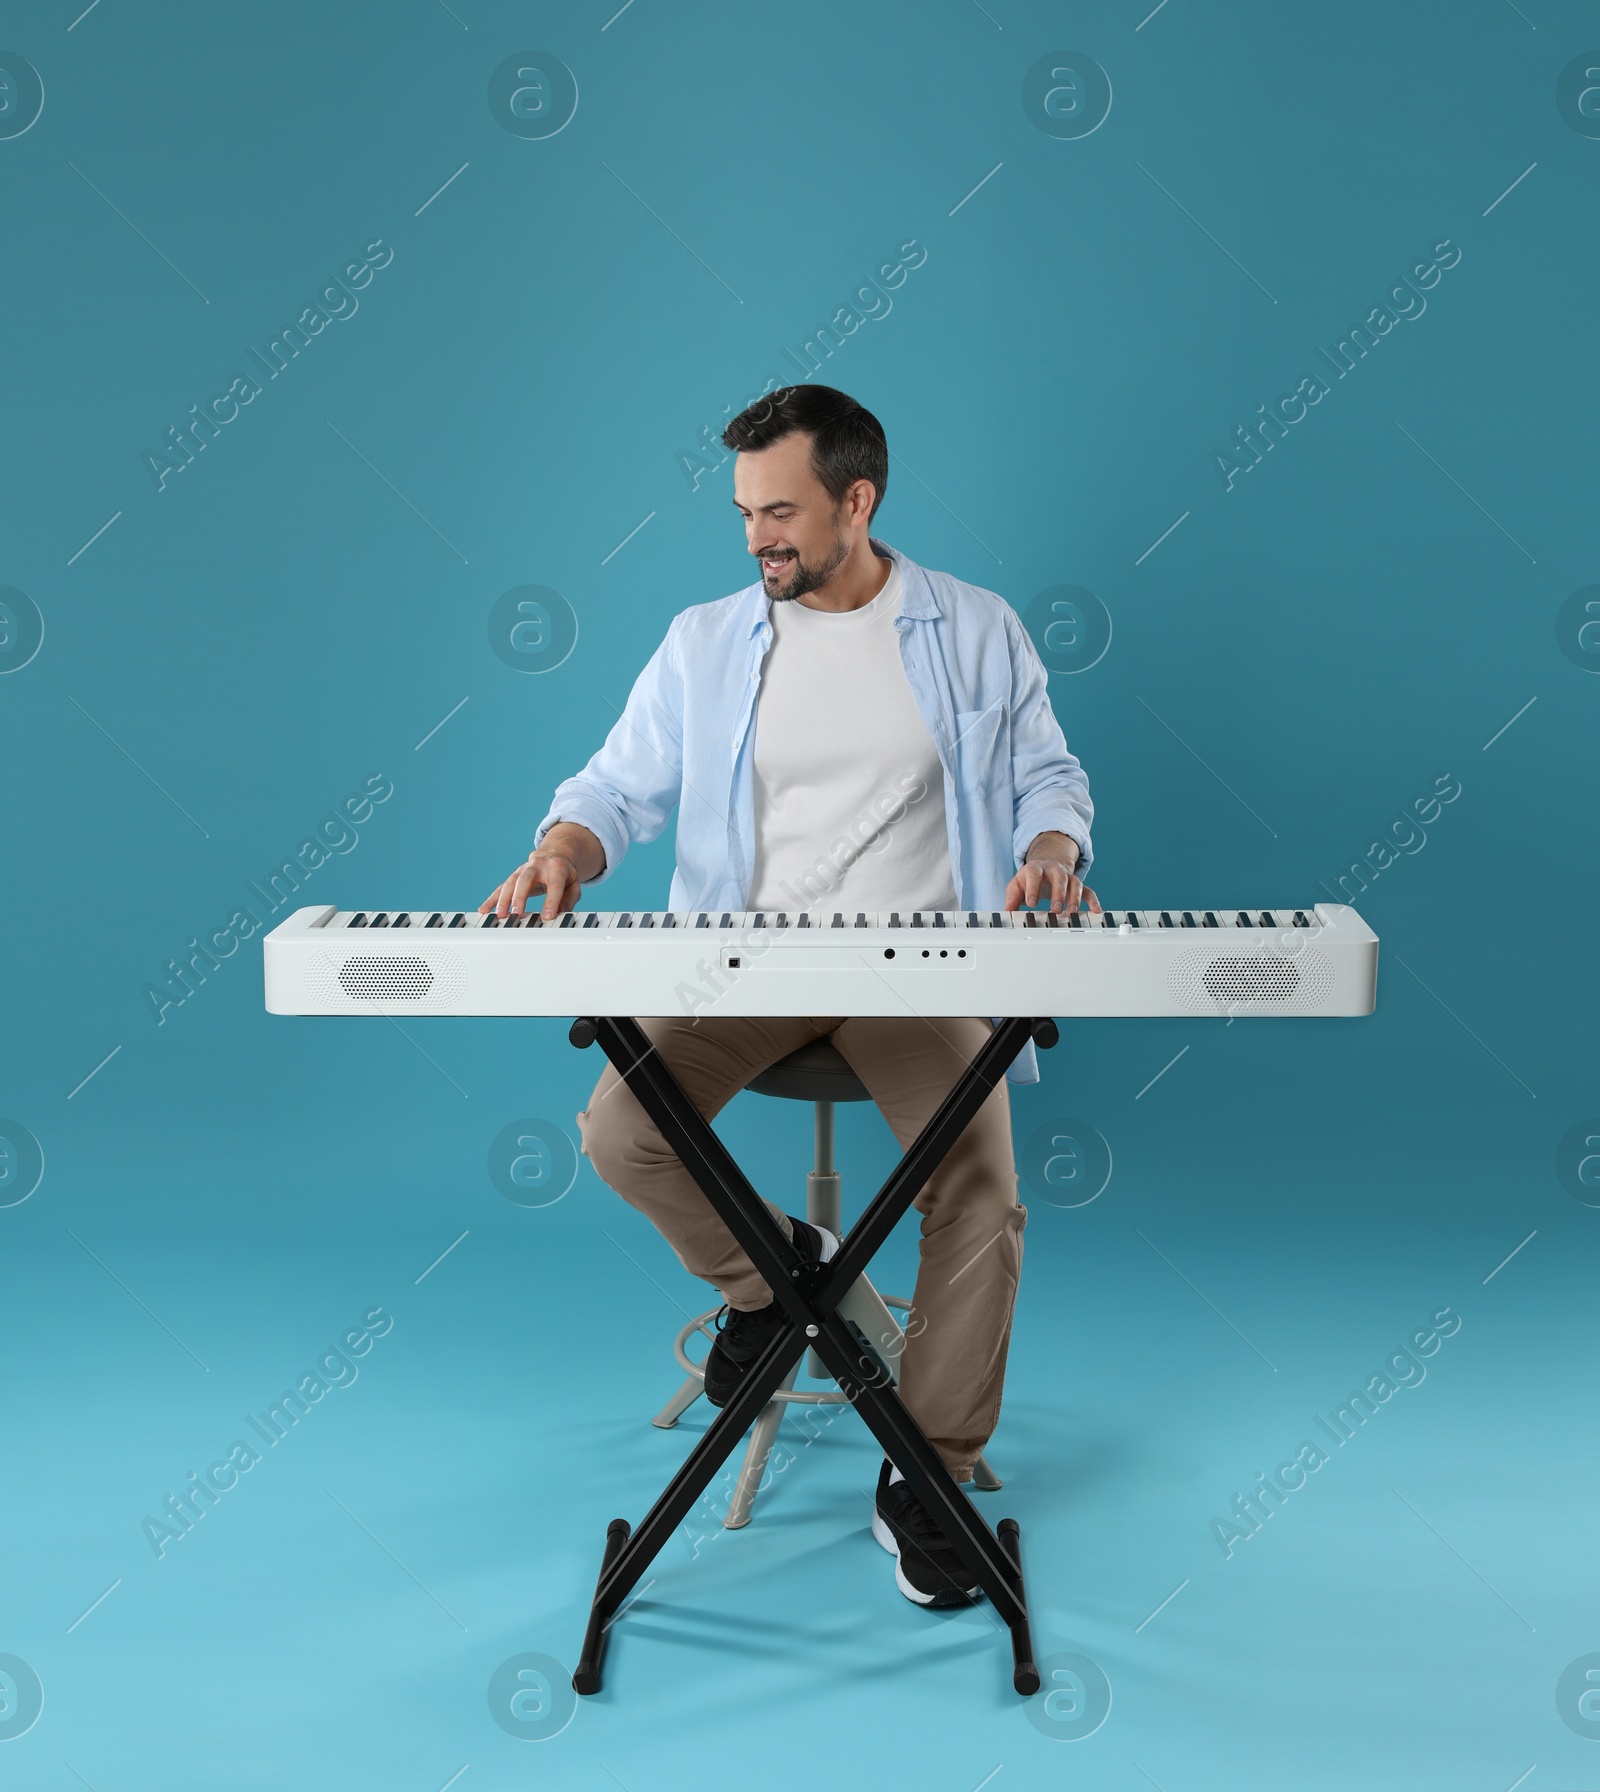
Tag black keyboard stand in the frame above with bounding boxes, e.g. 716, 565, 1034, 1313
566, 1011, 1055, 1698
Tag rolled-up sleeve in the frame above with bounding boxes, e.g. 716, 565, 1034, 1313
1006, 610, 1094, 877
534, 622, 685, 885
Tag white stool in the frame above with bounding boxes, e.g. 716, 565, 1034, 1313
652, 1037, 1001, 1529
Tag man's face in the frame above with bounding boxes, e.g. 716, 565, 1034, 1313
732, 430, 852, 602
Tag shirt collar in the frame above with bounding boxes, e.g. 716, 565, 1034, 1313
738, 537, 939, 636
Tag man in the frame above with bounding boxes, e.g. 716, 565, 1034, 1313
481, 385, 1097, 1608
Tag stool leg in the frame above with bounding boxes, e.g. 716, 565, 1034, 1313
973, 1454, 1002, 1491
723, 1359, 800, 1530
652, 1373, 703, 1430
806, 1101, 841, 1377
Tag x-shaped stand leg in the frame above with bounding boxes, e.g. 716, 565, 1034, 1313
568, 1012, 1055, 1697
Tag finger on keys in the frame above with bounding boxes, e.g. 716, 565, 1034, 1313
540, 862, 569, 923
1083, 884, 1102, 915
1049, 866, 1067, 914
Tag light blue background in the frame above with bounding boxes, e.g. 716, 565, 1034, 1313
3, 3, 1598, 1787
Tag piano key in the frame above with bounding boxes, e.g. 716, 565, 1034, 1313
640, 913, 655, 928
776, 913, 789, 928
797, 913, 809, 927
1025, 911, 1039, 927
1101, 910, 1116, 928
912, 913, 924, 927
350, 913, 368, 927
1159, 911, 1173, 927
1181, 911, 1195, 928
1259, 911, 1274, 928
719, 913, 732, 927
583, 914, 599, 928
889, 913, 902, 928
991, 913, 1004, 928
1069, 911, 1082, 928
1293, 910, 1309, 928
855, 913, 868, 928
449, 913, 466, 928
1237, 911, 1253, 927
1203, 911, 1218, 927
617, 914, 633, 928
393, 913, 411, 927
560, 913, 577, 928
482, 914, 498, 927
1126, 912, 1140, 928
426, 913, 443, 928
832, 912, 845, 928
934, 912, 946, 927
662, 912, 677, 928
372, 913, 390, 927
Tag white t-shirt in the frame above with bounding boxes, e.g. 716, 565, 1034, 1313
747, 558, 958, 913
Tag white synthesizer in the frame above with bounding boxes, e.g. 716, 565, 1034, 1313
263, 903, 1377, 1020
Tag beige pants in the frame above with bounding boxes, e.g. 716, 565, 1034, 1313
577, 1015, 1025, 1481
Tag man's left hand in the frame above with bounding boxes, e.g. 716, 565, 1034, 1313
1004, 830, 1101, 917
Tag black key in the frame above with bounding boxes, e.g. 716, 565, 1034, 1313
1237, 911, 1253, 927
583, 914, 599, 929
560, 914, 577, 928
1025, 911, 1039, 927
1259, 911, 1274, 928
662, 913, 677, 928
797, 913, 809, 928
1125, 912, 1140, 928
1045, 911, 1061, 928
371, 913, 390, 928
1181, 911, 1195, 928
1159, 911, 1173, 927
528, 914, 543, 928
1069, 911, 1082, 928
776, 913, 789, 928
1293, 911, 1309, 928
912, 913, 924, 928
393, 913, 411, 928
426, 913, 443, 928
1203, 911, 1218, 928
1102, 911, 1117, 928
720, 913, 732, 927
933, 912, 946, 927
991, 913, 1004, 928
695, 913, 709, 928
617, 914, 633, 928
449, 913, 466, 928
889, 913, 902, 928
482, 914, 498, 928
855, 912, 867, 928
968, 912, 980, 928
754, 913, 766, 928
640, 913, 655, 928
350, 913, 367, 928
832, 913, 845, 928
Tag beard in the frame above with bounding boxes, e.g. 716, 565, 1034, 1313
761, 530, 850, 602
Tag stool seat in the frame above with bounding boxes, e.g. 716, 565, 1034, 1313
747, 1037, 871, 1103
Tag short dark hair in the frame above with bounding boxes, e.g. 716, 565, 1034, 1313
722, 385, 888, 521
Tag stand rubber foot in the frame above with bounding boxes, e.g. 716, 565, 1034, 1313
997, 1517, 1039, 1695
572, 1518, 631, 1695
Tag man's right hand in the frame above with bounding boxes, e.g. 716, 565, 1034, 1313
480, 822, 605, 922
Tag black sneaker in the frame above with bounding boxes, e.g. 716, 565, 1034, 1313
871, 1461, 982, 1608
702, 1218, 838, 1408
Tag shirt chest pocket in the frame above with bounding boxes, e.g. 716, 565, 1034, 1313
952, 703, 1008, 798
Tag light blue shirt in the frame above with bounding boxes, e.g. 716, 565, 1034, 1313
536, 539, 1095, 1082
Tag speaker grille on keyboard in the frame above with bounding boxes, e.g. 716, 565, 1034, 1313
339, 956, 433, 999
1203, 956, 1299, 1003
305, 952, 467, 1008
1168, 947, 1333, 1013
